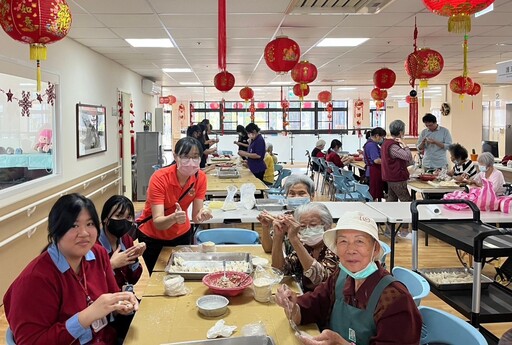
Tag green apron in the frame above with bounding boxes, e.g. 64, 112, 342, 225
328, 271, 396, 345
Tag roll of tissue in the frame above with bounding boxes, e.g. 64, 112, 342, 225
426, 205, 442, 216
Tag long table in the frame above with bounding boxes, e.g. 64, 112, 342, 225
407, 179, 462, 200
124, 245, 319, 345
206, 166, 268, 196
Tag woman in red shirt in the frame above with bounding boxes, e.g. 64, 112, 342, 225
326, 139, 353, 168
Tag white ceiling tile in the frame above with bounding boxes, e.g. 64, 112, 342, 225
71, 14, 105, 28
339, 12, 414, 27
74, 38, 131, 47
68, 28, 118, 39
160, 15, 217, 29
70, 0, 153, 14
95, 14, 162, 28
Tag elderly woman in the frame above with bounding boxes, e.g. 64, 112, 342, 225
447, 143, 477, 181
468, 151, 506, 195
269, 203, 338, 292
275, 211, 422, 345
311, 139, 326, 173
258, 174, 315, 254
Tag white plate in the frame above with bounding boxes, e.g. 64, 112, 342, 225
252, 256, 269, 267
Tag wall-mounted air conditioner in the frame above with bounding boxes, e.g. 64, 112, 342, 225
142, 79, 161, 95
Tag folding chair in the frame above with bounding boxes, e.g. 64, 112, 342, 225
6, 327, 16, 345
353, 182, 374, 202
265, 168, 291, 196
392, 266, 430, 306
195, 228, 260, 245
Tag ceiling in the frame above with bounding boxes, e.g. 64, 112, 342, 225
66, 0, 512, 102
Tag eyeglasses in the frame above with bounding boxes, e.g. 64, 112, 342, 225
179, 156, 201, 163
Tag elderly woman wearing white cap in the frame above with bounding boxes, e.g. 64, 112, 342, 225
275, 211, 421, 345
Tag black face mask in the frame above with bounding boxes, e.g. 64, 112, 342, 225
107, 219, 135, 238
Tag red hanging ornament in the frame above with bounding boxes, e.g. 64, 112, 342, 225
371, 88, 387, 101
354, 99, 364, 137
257, 102, 266, 109
239, 87, 254, 102
326, 102, 333, 133
189, 104, 195, 126
450, 75, 474, 100
0, 0, 72, 92
178, 103, 186, 119
214, 71, 235, 92
293, 83, 309, 101
467, 82, 481, 110
422, 0, 495, 33
373, 68, 396, 89
281, 87, 290, 132
169, 95, 177, 105
264, 35, 300, 74
291, 61, 317, 89
249, 99, 256, 123
317, 90, 332, 103
405, 48, 444, 89
210, 102, 220, 110
408, 90, 419, 137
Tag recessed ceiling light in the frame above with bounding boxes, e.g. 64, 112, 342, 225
162, 68, 192, 73
179, 82, 201, 85
479, 69, 497, 74
317, 38, 369, 47
336, 87, 357, 90
125, 38, 173, 48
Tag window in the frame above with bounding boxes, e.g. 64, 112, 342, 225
369, 101, 386, 128
0, 72, 56, 190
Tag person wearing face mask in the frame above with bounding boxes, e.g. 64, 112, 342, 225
468, 151, 506, 195
446, 143, 477, 182
238, 123, 267, 182
275, 211, 421, 345
233, 124, 249, 154
363, 127, 387, 201
137, 137, 213, 274
326, 139, 353, 168
270, 203, 338, 292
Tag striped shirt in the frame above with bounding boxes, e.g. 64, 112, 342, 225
453, 160, 477, 178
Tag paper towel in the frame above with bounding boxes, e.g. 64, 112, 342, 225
426, 204, 442, 215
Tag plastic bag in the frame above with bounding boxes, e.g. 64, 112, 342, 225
442, 189, 480, 211
163, 274, 190, 297
222, 185, 238, 211
240, 183, 256, 210
207, 319, 237, 339
241, 322, 267, 337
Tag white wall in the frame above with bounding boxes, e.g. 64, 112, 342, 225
0, 35, 154, 207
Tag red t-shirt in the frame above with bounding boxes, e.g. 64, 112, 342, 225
326, 151, 344, 168
138, 164, 207, 241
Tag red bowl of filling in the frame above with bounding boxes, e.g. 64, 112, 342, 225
419, 174, 437, 181
354, 157, 363, 161
202, 271, 253, 297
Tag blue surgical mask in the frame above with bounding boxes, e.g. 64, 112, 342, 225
286, 197, 310, 209
338, 243, 378, 280
479, 165, 487, 172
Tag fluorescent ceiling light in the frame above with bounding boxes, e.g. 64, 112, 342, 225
336, 87, 357, 90
19, 83, 36, 86
179, 82, 201, 85
317, 38, 369, 47
391, 95, 406, 98
479, 69, 497, 74
475, 3, 493, 17
125, 38, 173, 48
269, 81, 293, 85
162, 68, 191, 73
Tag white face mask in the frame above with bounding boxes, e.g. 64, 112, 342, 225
299, 225, 325, 246
479, 165, 487, 172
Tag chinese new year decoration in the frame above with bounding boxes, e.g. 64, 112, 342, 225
293, 83, 309, 101
239, 87, 254, 102
189, 104, 195, 125
178, 103, 186, 120
214, 71, 235, 92
326, 102, 333, 133
450, 34, 474, 101
129, 100, 135, 155
422, 0, 495, 33
249, 99, 256, 123
210, 102, 220, 110
354, 99, 364, 137
371, 88, 387, 101
281, 86, 289, 132
373, 68, 396, 89
0, 82, 55, 117
159, 95, 176, 105
291, 61, 317, 91
467, 82, 481, 109
317, 90, 332, 103
0, 0, 72, 92
408, 90, 419, 137
264, 35, 300, 74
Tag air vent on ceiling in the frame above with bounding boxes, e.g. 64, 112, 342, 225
287, 0, 396, 15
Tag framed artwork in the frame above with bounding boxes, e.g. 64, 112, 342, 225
76, 103, 107, 158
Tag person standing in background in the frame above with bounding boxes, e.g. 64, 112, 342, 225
233, 124, 249, 154
263, 142, 276, 186
417, 113, 452, 172
363, 127, 387, 201
238, 123, 267, 182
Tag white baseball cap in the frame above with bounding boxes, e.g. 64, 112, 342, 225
323, 211, 384, 260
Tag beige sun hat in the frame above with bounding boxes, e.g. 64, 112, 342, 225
323, 211, 384, 261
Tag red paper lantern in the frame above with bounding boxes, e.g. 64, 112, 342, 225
257, 102, 266, 109
317, 90, 332, 103
467, 82, 481, 96
293, 83, 309, 100
291, 61, 318, 88
0, 0, 72, 91
371, 88, 388, 101
405, 48, 444, 88
236, 102, 244, 109
214, 70, 235, 92
450, 76, 474, 96
239, 87, 254, 101
264, 35, 300, 73
373, 68, 396, 89
210, 102, 220, 110
169, 95, 177, 105
303, 102, 313, 109
423, 0, 495, 33
375, 100, 385, 109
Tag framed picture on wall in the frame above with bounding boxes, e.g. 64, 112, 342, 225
76, 103, 107, 158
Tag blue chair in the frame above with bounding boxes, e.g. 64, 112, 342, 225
6, 327, 15, 345
419, 306, 487, 345
392, 266, 430, 306
195, 228, 260, 245
265, 169, 292, 196
353, 182, 374, 202
379, 240, 391, 268
333, 175, 362, 201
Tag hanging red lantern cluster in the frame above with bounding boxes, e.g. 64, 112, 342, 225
450, 76, 474, 96
422, 0, 495, 33
293, 83, 309, 101
0, 0, 72, 92
354, 99, 364, 138
239, 87, 254, 102
281, 99, 290, 131
264, 35, 300, 74
326, 102, 333, 133
214, 71, 235, 92
317, 90, 332, 103
405, 48, 444, 89
373, 68, 396, 89
291, 61, 317, 91
371, 88, 387, 101
159, 95, 177, 105
210, 102, 220, 110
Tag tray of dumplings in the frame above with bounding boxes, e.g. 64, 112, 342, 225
166, 252, 252, 279
418, 267, 493, 290
217, 167, 240, 179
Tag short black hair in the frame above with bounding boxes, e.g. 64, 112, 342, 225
175, 136, 204, 157
245, 123, 260, 133
200, 119, 210, 126
186, 125, 201, 137
371, 127, 386, 137
236, 125, 246, 134
100, 195, 135, 225
448, 143, 468, 161
330, 139, 342, 149
47, 193, 100, 244
422, 113, 437, 124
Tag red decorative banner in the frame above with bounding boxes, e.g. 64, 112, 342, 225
354, 99, 364, 137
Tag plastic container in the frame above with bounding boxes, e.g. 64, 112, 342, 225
253, 278, 273, 302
